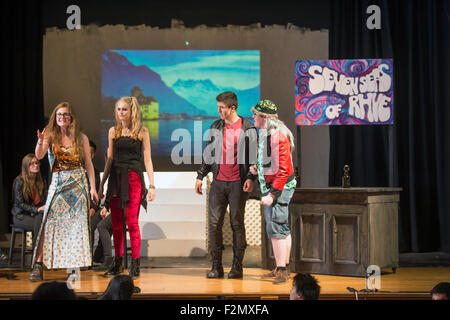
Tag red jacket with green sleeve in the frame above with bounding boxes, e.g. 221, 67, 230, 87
263, 131, 295, 197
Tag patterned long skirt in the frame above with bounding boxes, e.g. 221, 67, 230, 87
32, 167, 92, 269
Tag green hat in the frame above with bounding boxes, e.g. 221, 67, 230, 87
252, 99, 278, 116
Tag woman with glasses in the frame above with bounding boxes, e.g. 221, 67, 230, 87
29, 102, 98, 281
11, 154, 47, 250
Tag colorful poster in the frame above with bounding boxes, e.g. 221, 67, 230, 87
295, 59, 394, 125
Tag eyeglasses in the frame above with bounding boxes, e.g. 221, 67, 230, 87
56, 113, 71, 118
30, 161, 40, 166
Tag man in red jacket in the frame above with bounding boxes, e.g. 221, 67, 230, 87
250, 99, 297, 284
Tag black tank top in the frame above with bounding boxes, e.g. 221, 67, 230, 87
106, 136, 147, 209
113, 136, 143, 171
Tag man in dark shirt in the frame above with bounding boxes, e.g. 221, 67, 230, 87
195, 91, 257, 279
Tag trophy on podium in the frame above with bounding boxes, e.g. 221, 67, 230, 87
342, 165, 351, 188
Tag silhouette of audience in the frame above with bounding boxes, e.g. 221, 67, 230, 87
290, 273, 321, 300
431, 282, 450, 300
31, 281, 76, 300
98, 274, 139, 300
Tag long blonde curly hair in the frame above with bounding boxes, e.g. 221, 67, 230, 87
114, 96, 142, 140
45, 102, 83, 155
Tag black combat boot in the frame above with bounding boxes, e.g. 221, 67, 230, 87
129, 258, 140, 278
227, 249, 244, 279
104, 256, 123, 276
206, 251, 224, 278
93, 256, 114, 272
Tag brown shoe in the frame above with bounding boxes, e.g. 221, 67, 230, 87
262, 267, 291, 278
261, 268, 277, 278
273, 270, 288, 284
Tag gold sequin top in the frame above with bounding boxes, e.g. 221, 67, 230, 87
52, 145, 82, 172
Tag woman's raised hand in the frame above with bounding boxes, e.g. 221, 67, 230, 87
37, 128, 46, 142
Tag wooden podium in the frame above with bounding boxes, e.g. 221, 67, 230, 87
261, 187, 401, 277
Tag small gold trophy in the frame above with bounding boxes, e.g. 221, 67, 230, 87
342, 165, 351, 188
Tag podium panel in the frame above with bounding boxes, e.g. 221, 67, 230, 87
262, 187, 401, 277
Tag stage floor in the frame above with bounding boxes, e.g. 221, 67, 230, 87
0, 266, 448, 300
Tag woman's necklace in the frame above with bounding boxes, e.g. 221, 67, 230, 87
123, 126, 131, 135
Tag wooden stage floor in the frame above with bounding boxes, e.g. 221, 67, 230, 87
0, 266, 449, 300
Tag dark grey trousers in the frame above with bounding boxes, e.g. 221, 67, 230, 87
208, 180, 248, 256
90, 210, 113, 260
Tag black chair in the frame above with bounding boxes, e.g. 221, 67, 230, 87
8, 224, 33, 269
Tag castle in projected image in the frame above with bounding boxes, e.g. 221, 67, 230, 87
101, 50, 260, 157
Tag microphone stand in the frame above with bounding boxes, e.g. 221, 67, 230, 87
347, 270, 377, 300
364, 269, 377, 298
346, 287, 359, 300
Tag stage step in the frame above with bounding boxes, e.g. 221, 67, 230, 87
139, 221, 206, 240
102, 171, 209, 258
146, 189, 206, 205
141, 239, 206, 257
153, 171, 201, 189
144, 172, 208, 257
142, 204, 206, 222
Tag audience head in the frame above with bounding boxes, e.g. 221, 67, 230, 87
31, 281, 76, 300
290, 273, 321, 300
98, 274, 135, 300
431, 282, 450, 300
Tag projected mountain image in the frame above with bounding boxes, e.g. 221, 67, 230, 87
101, 50, 260, 157
171, 79, 259, 117
102, 51, 207, 118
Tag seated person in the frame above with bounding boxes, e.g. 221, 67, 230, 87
289, 273, 321, 300
11, 154, 47, 250
91, 206, 113, 271
87, 142, 113, 270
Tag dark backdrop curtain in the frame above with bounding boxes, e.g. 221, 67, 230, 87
0, 1, 46, 233
329, 0, 450, 253
0, 0, 330, 234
